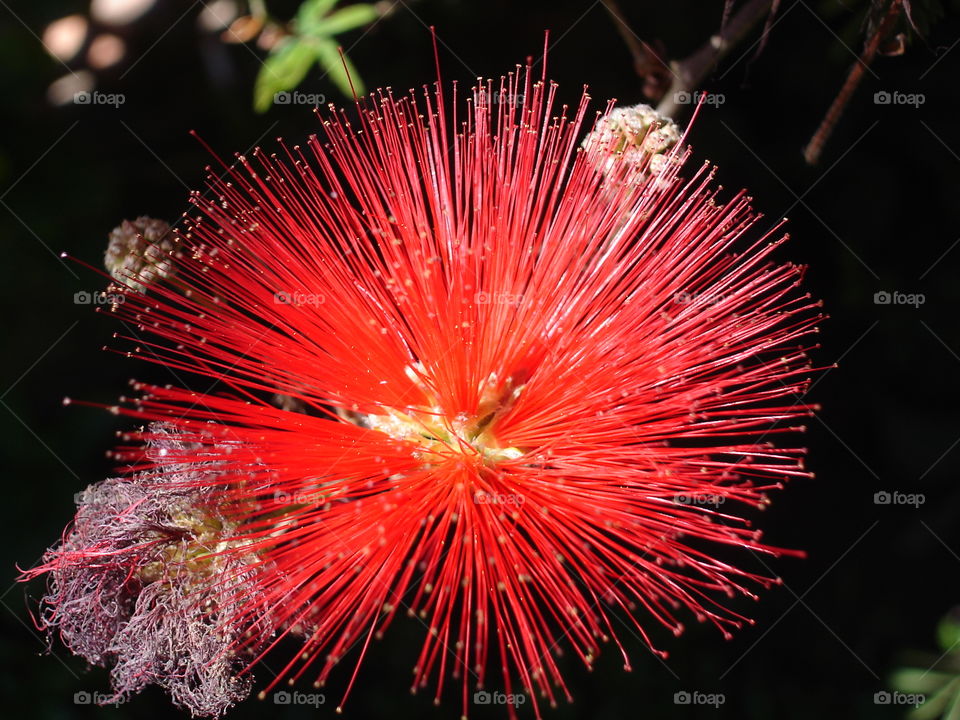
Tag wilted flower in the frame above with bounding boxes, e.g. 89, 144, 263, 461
22, 423, 268, 716
25, 62, 821, 718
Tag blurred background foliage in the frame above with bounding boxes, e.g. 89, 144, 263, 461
2, 0, 960, 718
892, 610, 960, 719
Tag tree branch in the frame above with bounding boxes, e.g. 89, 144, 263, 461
656, 0, 773, 119
802, 0, 903, 165
602, 0, 673, 99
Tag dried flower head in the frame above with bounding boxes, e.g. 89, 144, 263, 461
23, 424, 269, 716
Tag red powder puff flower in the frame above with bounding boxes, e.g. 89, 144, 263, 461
24, 62, 822, 718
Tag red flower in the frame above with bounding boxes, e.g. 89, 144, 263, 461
28, 65, 821, 718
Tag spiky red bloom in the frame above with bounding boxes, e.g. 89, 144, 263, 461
37, 64, 821, 717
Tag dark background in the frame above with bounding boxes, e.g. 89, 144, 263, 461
2, 0, 959, 718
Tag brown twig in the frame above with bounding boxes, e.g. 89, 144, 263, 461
802, 0, 903, 165
656, 0, 774, 119
602, 0, 673, 99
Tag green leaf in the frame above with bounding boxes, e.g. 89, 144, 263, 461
253, 38, 317, 112
893, 668, 957, 694
308, 4, 379, 36
910, 677, 960, 720
295, 0, 341, 28
938, 615, 960, 654
313, 37, 365, 98
945, 687, 960, 720
919, 679, 960, 720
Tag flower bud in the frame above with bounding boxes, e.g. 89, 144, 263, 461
582, 103, 681, 177
104, 216, 175, 293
